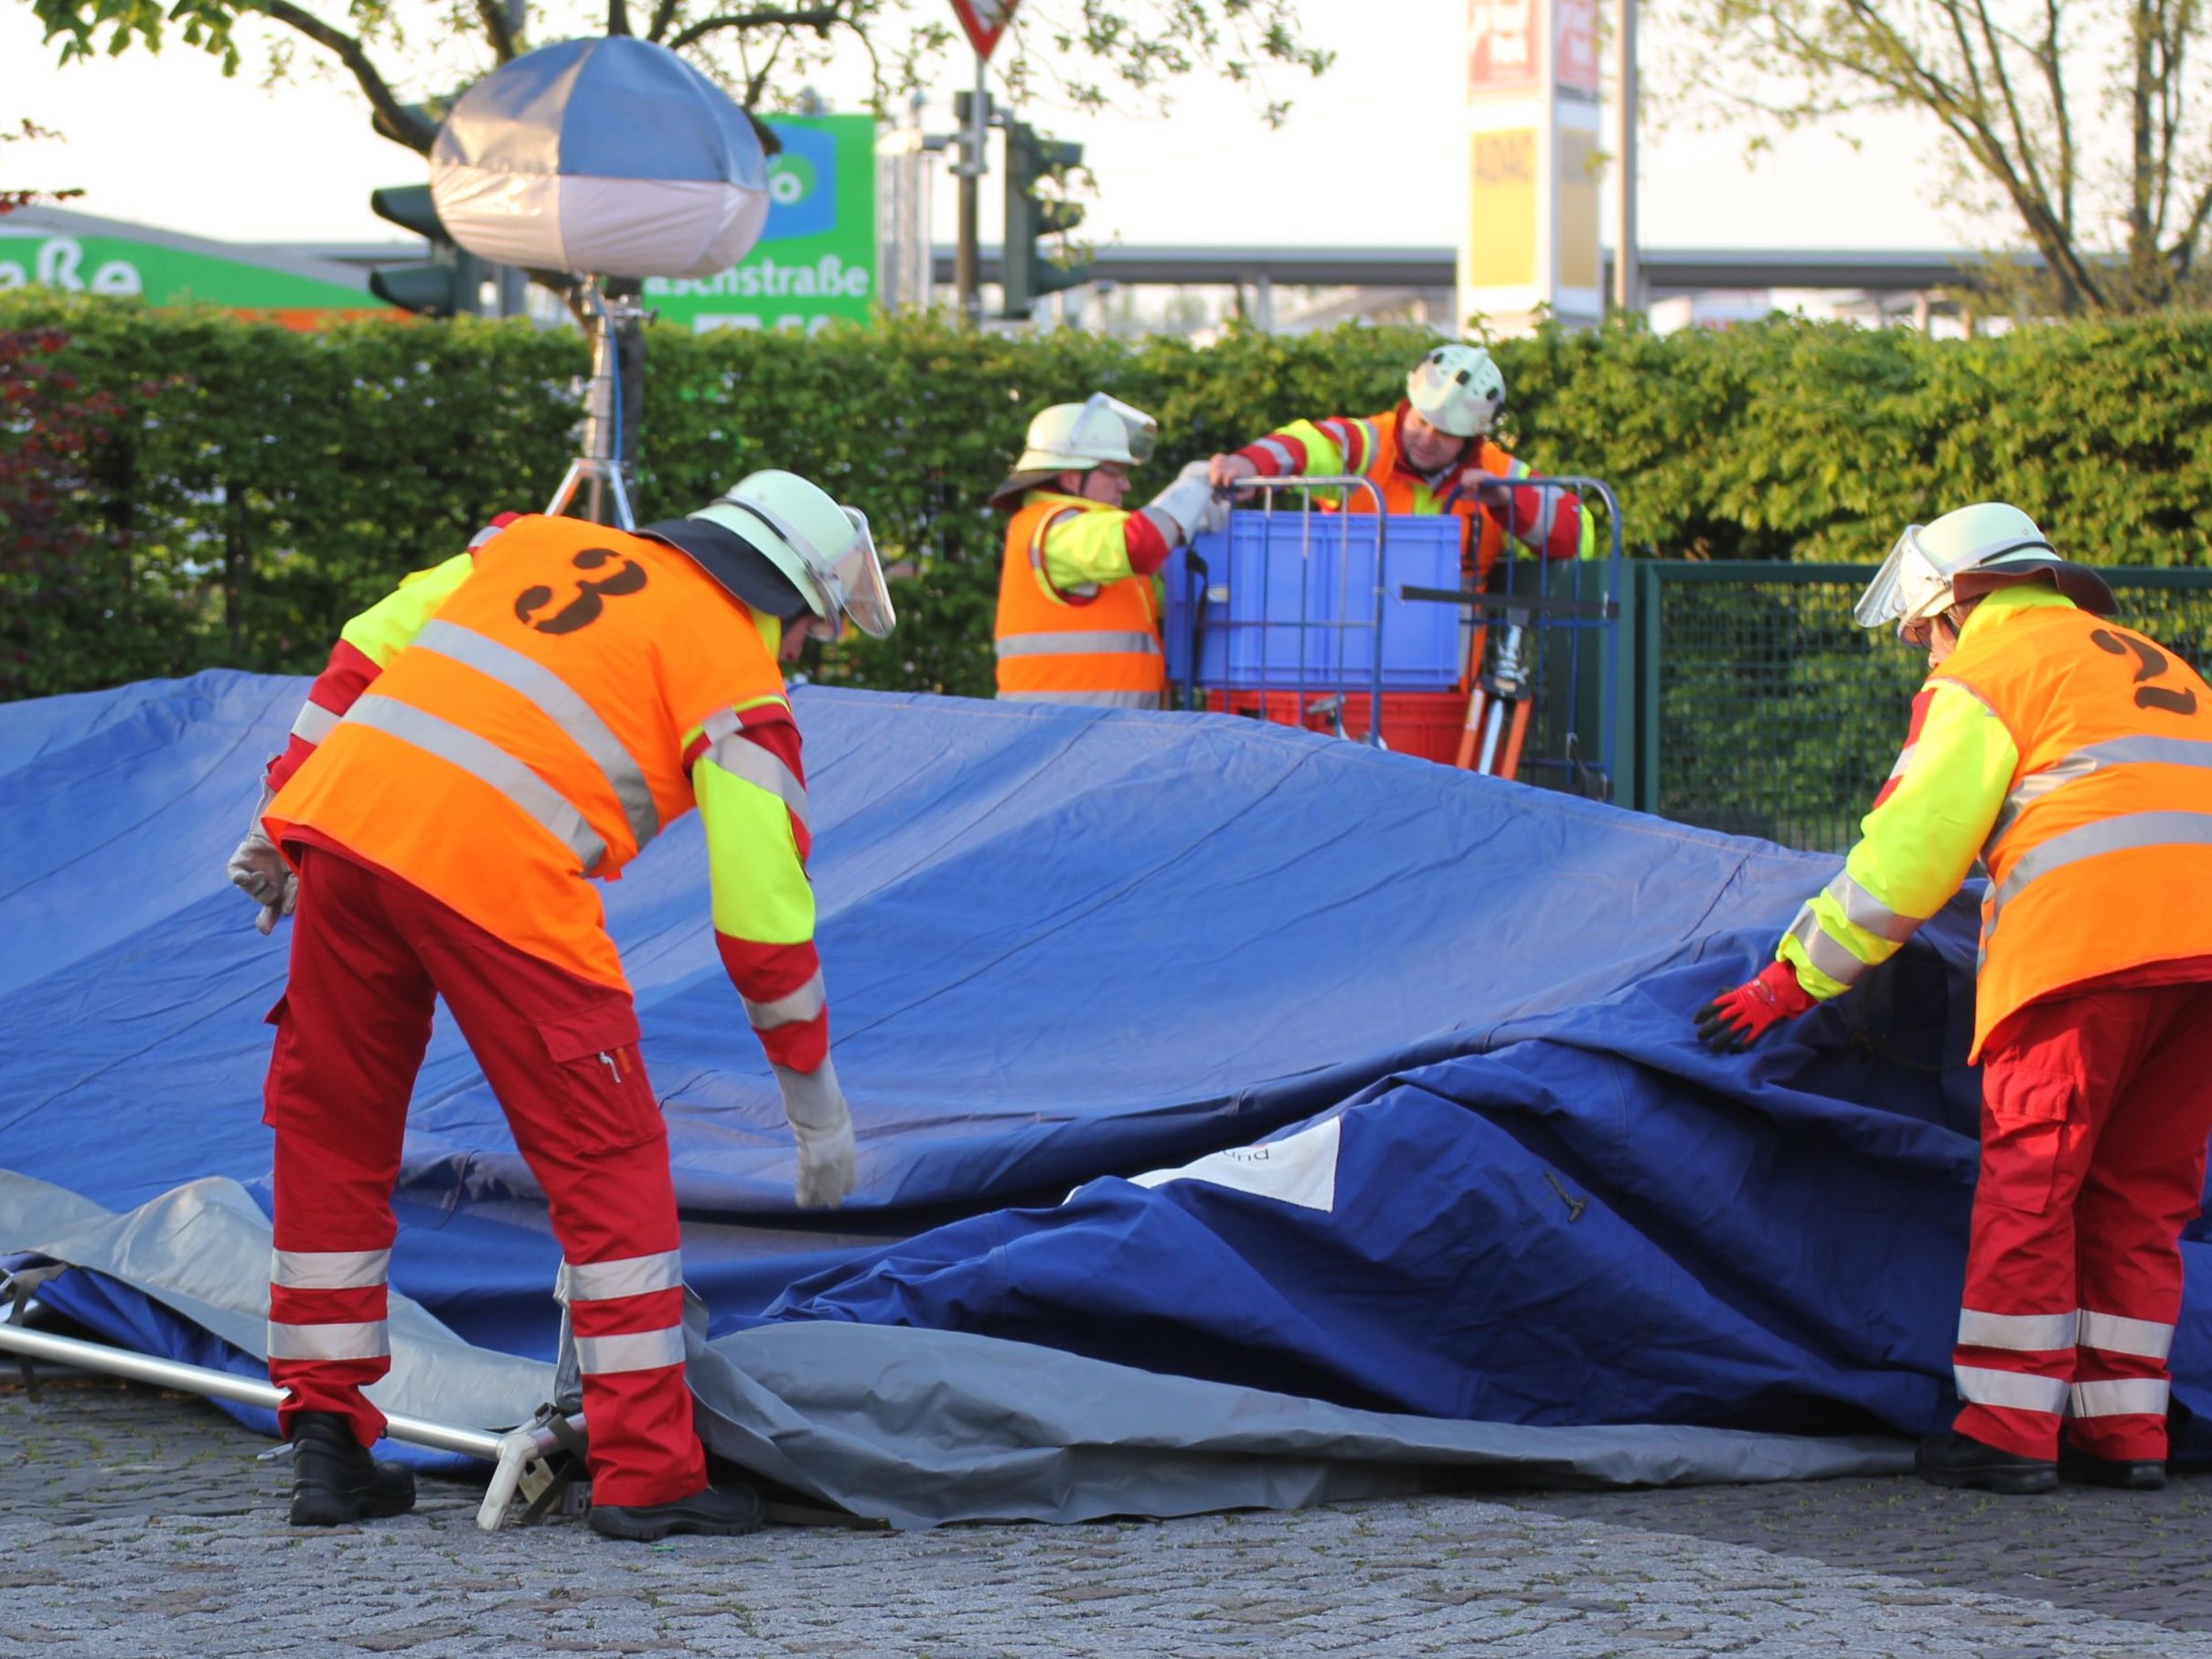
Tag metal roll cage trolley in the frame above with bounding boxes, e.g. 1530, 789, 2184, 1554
1175, 473, 1624, 796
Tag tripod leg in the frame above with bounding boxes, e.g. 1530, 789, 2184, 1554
1498, 697, 1534, 783
1455, 687, 1488, 770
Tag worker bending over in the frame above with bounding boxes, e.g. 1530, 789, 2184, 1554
226, 472, 893, 1540
1695, 503, 2212, 1496
991, 392, 1225, 708
1208, 344, 1593, 592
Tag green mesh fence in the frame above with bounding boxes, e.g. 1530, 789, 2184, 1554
1640, 563, 2212, 853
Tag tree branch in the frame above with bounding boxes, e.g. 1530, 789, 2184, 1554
666, 5, 839, 52
245, 0, 433, 152
608, 0, 632, 36
647, 0, 685, 42
476, 0, 519, 60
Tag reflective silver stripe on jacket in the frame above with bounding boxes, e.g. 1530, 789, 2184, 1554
267, 1320, 389, 1362
1785, 903, 1872, 987
290, 701, 342, 746
699, 709, 810, 833
1884, 744, 1917, 787
995, 689, 1163, 708
1957, 1308, 2077, 1352
995, 630, 1162, 659
1985, 735, 2212, 862
1953, 1363, 2068, 1415
271, 1248, 390, 1291
744, 969, 827, 1032
411, 619, 659, 854
556, 1250, 685, 1305
1350, 420, 1379, 473
2071, 1376, 2170, 1418
345, 696, 607, 871
574, 1325, 686, 1375
2078, 1309, 2175, 1359
1982, 808, 2212, 952
1255, 437, 1298, 474
1823, 872, 1927, 944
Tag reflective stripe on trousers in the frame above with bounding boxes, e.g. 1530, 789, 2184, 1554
271, 1247, 390, 1290
556, 1250, 685, 1304
574, 1326, 687, 1375
267, 1320, 390, 1362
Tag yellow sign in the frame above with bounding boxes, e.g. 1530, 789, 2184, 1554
1467, 128, 1538, 289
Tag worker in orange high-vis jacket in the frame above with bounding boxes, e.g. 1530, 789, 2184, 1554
990, 392, 1226, 708
1693, 502, 2212, 1498
1207, 344, 1595, 591
222, 471, 895, 1542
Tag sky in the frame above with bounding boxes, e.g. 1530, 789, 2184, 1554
2, 0, 1984, 253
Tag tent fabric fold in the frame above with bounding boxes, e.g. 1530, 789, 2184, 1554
10, 669, 2207, 1522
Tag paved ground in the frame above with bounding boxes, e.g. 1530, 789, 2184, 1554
5, 1373, 2212, 1656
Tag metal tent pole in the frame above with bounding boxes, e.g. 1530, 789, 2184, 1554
0, 1314, 583, 1533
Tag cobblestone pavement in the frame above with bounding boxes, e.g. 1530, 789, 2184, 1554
5, 1375, 2212, 1656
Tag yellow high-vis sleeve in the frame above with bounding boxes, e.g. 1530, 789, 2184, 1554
1777, 680, 2018, 998
1038, 506, 1139, 595
337, 553, 475, 667
689, 726, 815, 948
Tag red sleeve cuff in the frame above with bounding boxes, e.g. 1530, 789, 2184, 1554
1125, 511, 1173, 574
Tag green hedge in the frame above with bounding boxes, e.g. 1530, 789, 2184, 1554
6, 294, 2212, 701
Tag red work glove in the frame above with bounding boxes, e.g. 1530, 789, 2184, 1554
1694, 961, 1815, 1054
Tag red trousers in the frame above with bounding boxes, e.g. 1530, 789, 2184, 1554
262, 845, 707, 1508
1952, 979, 2212, 1461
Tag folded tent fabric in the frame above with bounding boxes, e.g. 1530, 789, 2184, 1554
15, 669, 2212, 1506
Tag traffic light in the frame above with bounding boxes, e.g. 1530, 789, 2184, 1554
367, 184, 486, 318
1001, 121, 1088, 319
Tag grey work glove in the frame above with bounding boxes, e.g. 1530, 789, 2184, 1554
226, 787, 296, 936
773, 1055, 858, 1209
1141, 459, 1224, 547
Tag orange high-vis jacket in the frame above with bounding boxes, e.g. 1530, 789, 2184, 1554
1940, 603, 2212, 1055
266, 514, 792, 992
1239, 406, 1591, 587
993, 492, 1168, 708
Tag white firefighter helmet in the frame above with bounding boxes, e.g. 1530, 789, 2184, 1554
1405, 344, 1506, 438
1013, 392, 1159, 473
689, 469, 897, 639
1854, 502, 2115, 638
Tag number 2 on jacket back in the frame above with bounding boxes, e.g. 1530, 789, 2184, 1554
515, 548, 648, 637
2090, 627, 2200, 716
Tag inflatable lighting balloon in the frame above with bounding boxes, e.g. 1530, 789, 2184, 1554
430, 35, 771, 279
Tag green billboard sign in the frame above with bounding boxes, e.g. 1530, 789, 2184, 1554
642, 113, 878, 333
0, 214, 379, 317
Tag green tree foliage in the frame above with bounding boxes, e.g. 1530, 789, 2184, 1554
22, 0, 1329, 158
9, 294, 2212, 712
1657, 0, 2212, 314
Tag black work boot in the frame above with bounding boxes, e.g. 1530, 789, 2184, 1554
1915, 1429, 2058, 1494
2058, 1441, 2167, 1491
289, 1411, 418, 1526
587, 1481, 764, 1542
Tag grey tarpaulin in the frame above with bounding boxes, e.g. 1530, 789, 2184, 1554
3, 1172, 1913, 1528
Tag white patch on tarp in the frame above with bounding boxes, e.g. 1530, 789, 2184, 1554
1127, 1117, 1342, 1214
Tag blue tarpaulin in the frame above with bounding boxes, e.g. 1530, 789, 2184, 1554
8, 669, 2211, 1514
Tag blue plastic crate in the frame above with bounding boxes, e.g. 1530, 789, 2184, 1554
1162, 511, 1463, 690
